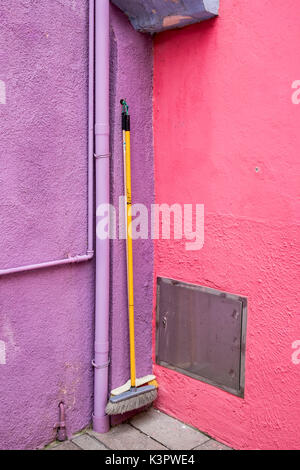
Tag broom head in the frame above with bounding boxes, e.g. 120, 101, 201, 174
106, 384, 157, 415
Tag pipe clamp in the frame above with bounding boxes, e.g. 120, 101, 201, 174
94, 153, 112, 159
92, 358, 110, 369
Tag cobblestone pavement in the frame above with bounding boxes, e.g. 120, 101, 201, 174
46, 408, 232, 451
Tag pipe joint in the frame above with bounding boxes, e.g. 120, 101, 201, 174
94, 153, 112, 159
92, 358, 110, 369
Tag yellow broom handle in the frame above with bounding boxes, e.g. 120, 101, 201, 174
125, 129, 136, 388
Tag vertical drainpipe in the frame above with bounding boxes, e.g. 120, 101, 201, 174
92, 0, 110, 433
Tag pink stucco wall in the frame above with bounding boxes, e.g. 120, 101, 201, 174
0, 1, 153, 450
153, 0, 300, 450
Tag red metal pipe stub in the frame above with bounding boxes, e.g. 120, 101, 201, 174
56, 402, 67, 442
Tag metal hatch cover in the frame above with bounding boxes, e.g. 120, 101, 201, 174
156, 277, 247, 397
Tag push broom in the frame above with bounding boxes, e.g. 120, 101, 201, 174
106, 100, 158, 415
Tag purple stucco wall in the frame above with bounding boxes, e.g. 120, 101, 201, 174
109, 6, 153, 393
0, 1, 153, 450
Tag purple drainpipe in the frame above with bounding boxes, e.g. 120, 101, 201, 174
92, 0, 110, 433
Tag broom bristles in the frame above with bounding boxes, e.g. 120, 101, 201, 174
106, 388, 157, 415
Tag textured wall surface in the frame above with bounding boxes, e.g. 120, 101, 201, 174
0, 1, 153, 450
153, 0, 300, 450
109, 6, 154, 393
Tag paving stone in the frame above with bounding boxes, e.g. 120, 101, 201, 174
72, 434, 107, 450
88, 423, 167, 450
50, 441, 80, 450
194, 439, 232, 450
130, 408, 210, 450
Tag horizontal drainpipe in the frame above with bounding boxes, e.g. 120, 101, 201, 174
0, 253, 93, 277
92, 0, 110, 433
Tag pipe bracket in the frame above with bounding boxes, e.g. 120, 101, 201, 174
92, 358, 110, 369
94, 153, 112, 159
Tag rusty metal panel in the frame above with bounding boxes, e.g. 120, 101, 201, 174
111, 1, 219, 33
156, 278, 247, 397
